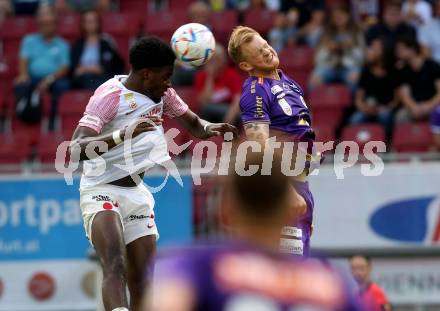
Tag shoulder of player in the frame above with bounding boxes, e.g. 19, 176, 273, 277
241, 77, 271, 99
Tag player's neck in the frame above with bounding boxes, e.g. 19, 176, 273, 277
123, 74, 154, 100
233, 223, 282, 252
250, 69, 280, 80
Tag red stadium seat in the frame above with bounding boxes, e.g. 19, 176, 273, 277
211, 10, 239, 45
11, 119, 42, 145
341, 124, 386, 152
102, 12, 141, 37
309, 84, 351, 128
279, 46, 315, 72
169, 0, 194, 11
58, 13, 81, 43
392, 122, 432, 153
144, 11, 188, 42
0, 133, 31, 164
162, 117, 191, 157
59, 90, 93, 133
243, 9, 277, 36
37, 132, 68, 164
0, 17, 37, 56
120, 0, 148, 13
174, 86, 199, 113
313, 124, 336, 143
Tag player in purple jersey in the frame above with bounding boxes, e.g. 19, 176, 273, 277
144, 151, 363, 311
227, 26, 318, 256
432, 105, 440, 150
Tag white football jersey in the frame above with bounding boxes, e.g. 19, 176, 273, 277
77, 75, 188, 189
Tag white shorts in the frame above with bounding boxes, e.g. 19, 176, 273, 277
79, 183, 158, 245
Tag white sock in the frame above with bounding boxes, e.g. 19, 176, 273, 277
112, 308, 129, 311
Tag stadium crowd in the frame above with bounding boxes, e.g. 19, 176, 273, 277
0, 0, 439, 166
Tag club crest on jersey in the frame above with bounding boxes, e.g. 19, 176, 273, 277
278, 98, 292, 116
271, 85, 283, 95
125, 93, 138, 109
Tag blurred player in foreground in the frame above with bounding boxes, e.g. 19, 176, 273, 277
350, 255, 392, 311
228, 26, 318, 256
145, 151, 364, 311
69, 37, 237, 311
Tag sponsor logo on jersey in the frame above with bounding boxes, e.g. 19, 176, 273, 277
281, 226, 303, 238
92, 195, 111, 202
128, 215, 148, 221
278, 98, 292, 116
250, 80, 256, 94
255, 96, 264, 118
370, 196, 440, 244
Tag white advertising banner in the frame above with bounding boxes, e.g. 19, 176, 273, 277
333, 258, 440, 305
310, 162, 440, 248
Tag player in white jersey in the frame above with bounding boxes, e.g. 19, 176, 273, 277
68, 37, 237, 311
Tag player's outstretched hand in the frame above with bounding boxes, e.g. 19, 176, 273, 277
123, 116, 163, 139
206, 123, 239, 138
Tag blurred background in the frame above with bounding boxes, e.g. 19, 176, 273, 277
0, 0, 439, 310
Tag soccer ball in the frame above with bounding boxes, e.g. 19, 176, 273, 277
171, 23, 216, 67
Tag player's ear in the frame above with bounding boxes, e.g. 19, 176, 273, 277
239, 61, 252, 72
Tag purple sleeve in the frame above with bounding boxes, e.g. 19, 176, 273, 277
431, 106, 440, 134
239, 82, 271, 124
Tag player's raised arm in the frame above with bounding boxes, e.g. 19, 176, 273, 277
69, 116, 162, 161
162, 87, 238, 139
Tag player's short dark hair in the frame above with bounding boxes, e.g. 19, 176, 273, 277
351, 254, 372, 265
227, 149, 290, 222
396, 35, 421, 54
129, 36, 176, 71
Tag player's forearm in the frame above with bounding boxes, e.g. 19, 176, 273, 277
175, 111, 211, 139
69, 130, 125, 161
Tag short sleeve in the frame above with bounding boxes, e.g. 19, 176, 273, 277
163, 88, 189, 119
239, 81, 271, 124
19, 35, 33, 60
78, 88, 121, 133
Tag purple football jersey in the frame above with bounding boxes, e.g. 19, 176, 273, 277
431, 105, 440, 134
239, 71, 315, 256
154, 242, 364, 311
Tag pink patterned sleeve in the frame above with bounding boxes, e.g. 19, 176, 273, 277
78, 88, 121, 133
163, 88, 189, 119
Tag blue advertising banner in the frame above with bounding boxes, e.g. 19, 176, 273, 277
0, 175, 193, 261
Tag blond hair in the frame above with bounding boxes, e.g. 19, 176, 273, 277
228, 26, 259, 64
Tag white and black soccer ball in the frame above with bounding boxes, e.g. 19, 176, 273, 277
171, 23, 216, 67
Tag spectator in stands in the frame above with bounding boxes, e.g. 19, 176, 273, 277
195, 44, 241, 124
402, 0, 432, 30
171, 1, 211, 86
418, 0, 440, 63
395, 36, 440, 123
14, 5, 70, 129
268, 9, 298, 52
350, 0, 380, 29
350, 255, 392, 311
296, 8, 325, 47
189, 0, 211, 27
70, 10, 123, 90
431, 105, 440, 150
12, 0, 40, 15
227, 0, 279, 11
350, 38, 398, 139
52, 0, 111, 13
309, 3, 364, 92
280, 0, 325, 28
0, 0, 12, 24
366, 1, 416, 47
